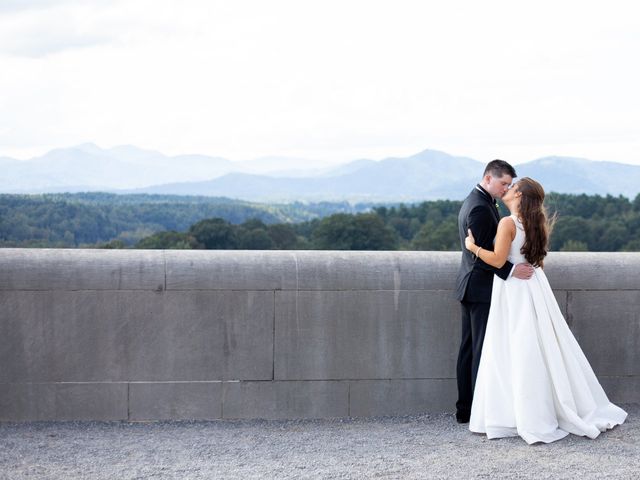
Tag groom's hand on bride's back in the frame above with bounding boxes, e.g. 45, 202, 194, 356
513, 263, 535, 279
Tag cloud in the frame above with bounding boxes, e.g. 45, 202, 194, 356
0, 0, 117, 57
0, 0, 105, 13
2, 31, 111, 58
1, 0, 639, 165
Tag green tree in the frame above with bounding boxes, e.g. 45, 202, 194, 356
559, 240, 588, 251
596, 220, 628, 251
189, 218, 238, 249
267, 223, 299, 249
136, 231, 199, 249
388, 217, 413, 240
550, 216, 592, 251
100, 239, 127, 249
240, 218, 268, 231
312, 213, 398, 250
411, 219, 458, 250
239, 229, 274, 249
622, 238, 640, 251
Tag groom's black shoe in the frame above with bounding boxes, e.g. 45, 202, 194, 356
455, 411, 470, 424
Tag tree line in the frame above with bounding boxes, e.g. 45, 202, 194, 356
0, 193, 371, 247
134, 193, 640, 252
1, 192, 639, 251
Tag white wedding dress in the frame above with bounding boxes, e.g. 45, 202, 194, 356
469, 215, 627, 444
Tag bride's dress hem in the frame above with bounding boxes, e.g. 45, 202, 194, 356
469, 405, 627, 445
469, 424, 569, 445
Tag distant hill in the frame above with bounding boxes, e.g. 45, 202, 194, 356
0, 144, 338, 193
129, 150, 483, 201
517, 156, 640, 199
3, 144, 640, 201
1, 143, 235, 192
129, 151, 640, 201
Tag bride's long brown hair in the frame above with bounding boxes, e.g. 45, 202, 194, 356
517, 177, 554, 268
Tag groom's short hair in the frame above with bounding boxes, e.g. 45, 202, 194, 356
484, 159, 517, 179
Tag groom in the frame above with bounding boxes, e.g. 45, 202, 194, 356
453, 160, 534, 423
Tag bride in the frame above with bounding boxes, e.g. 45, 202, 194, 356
464, 177, 627, 444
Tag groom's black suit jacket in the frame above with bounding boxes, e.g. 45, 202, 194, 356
454, 185, 513, 303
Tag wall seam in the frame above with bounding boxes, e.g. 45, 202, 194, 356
221, 382, 226, 419
566, 290, 573, 328
272, 290, 276, 381
163, 250, 167, 291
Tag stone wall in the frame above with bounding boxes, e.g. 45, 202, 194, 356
1, 249, 638, 421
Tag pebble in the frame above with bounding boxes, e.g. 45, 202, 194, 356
1, 404, 638, 479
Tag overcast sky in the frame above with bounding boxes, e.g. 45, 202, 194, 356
1, 0, 639, 166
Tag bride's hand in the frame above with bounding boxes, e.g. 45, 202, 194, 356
465, 228, 476, 251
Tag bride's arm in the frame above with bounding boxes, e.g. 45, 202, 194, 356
465, 217, 516, 268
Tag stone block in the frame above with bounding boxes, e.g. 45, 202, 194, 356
123, 291, 274, 382
598, 376, 640, 405
568, 291, 640, 376
222, 381, 348, 419
0, 290, 273, 382
165, 250, 298, 290
349, 379, 456, 417
0, 382, 127, 421
553, 290, 568, 323
129, 382, 222, 420
0, 248, 165, 291
274, 290, 460, 380
293, 251, 460, 291
544, 252, 640, 291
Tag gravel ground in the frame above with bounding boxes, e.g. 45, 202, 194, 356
1, 404, 638, 480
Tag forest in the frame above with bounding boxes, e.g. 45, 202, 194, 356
1, 192, 639, 251
0, 193, 372, 247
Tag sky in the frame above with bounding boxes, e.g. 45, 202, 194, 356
1, 0, 639, 167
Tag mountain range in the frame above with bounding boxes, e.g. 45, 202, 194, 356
2, 144, 639, 202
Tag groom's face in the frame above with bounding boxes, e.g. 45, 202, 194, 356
485, 173, 513, 199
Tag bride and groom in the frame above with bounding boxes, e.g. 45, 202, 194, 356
454, 160, 627, 444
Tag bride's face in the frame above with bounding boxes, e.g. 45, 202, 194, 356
503, 182, 522, 209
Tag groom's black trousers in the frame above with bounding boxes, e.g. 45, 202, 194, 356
456, 300, 491, 416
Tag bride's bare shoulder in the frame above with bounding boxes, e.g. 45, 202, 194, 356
498, 216, 516, 228
497, 216, 517, 238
